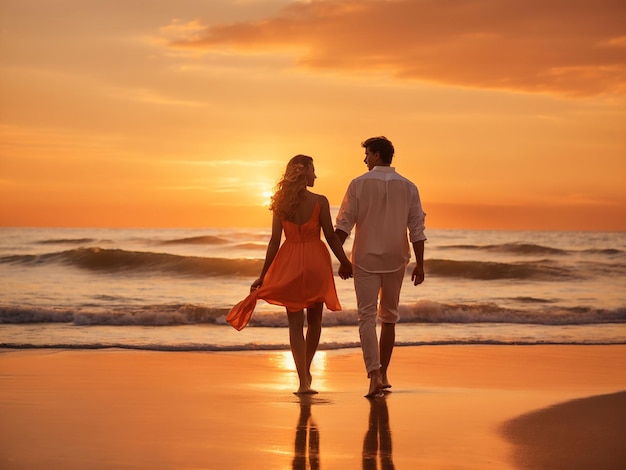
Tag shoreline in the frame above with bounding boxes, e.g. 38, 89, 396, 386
2, 320, 625, 353
1, 345, 625, 469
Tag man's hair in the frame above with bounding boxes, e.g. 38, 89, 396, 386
361, 136, 394, 164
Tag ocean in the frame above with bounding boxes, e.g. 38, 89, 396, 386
1, 225, 625, 351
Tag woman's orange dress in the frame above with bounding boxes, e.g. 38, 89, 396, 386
226, 202, 341, 330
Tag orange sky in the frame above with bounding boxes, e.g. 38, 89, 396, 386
1, 0, 625, 231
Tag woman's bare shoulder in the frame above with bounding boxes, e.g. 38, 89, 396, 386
309, 192, 329, 206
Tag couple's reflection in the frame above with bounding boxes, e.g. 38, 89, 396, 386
293, 395, 320, 470
362, 396, 395, 470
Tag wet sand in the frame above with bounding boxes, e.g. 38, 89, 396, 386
1, 345, 625, 469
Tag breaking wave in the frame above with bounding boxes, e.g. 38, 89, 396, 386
439, 242, 624, 257
0, 247, 262, 277
2, 302, 624, 327
36, 238, 98, 245
425, 259, 574, 280
0, 248, 598, 280
159, 235, 229, 245
440, 242, 568, 255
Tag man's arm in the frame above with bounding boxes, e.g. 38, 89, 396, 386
334, 181, 355, 246
410, 240, 425, 286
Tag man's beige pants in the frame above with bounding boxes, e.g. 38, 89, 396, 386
354, 265, 406, 374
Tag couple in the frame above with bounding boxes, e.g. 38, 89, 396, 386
226, 136, 427, 397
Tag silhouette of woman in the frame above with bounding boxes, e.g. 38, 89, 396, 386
293, 396, 320, 470
227, 155, 352, 394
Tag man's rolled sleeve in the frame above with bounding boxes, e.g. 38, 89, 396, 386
408, 187, 427, 243
335, 183, 357, 236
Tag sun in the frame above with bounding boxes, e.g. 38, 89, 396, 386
262, 189, 273, 207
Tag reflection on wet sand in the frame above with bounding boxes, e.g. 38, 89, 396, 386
363, 396, 395, 470
501, 391, 626, 470
293, 396, 320, 470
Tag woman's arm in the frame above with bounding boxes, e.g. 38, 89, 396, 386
318, 195, 352, 279
250, 212, 283, 290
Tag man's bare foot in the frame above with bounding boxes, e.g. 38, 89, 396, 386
294, 386, 318, 395
365, 369, 384, 398
381, 373, 392, 389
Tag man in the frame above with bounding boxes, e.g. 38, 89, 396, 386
336, 136, 426, 397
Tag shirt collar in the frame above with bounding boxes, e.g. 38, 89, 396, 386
372, 166, 396, 172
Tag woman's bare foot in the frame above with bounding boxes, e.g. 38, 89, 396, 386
365, 369, 384, 398
294, 386, 318, 395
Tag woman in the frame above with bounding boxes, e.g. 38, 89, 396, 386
226, 154, 352, 394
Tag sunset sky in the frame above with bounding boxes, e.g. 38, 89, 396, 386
1, 0, 625, 230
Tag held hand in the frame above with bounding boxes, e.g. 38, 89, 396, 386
411, 264, 425, 286
338, 262, 353, 280
250, 278, 263, 292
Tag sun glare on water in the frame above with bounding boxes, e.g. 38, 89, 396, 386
277, 351, 327, 373
269, 351, 329, 391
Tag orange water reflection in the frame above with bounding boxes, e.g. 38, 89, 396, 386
272, 351, 328, 392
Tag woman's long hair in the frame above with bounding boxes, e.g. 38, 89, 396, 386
269, 154, 313, 221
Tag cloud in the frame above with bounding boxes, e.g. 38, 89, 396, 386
167, 0, 626, 96
111, 87, 208, 107
158, 177, 273, 197
176, 159, 284, 167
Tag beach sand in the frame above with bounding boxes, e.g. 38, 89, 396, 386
1, 345, 625, 469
